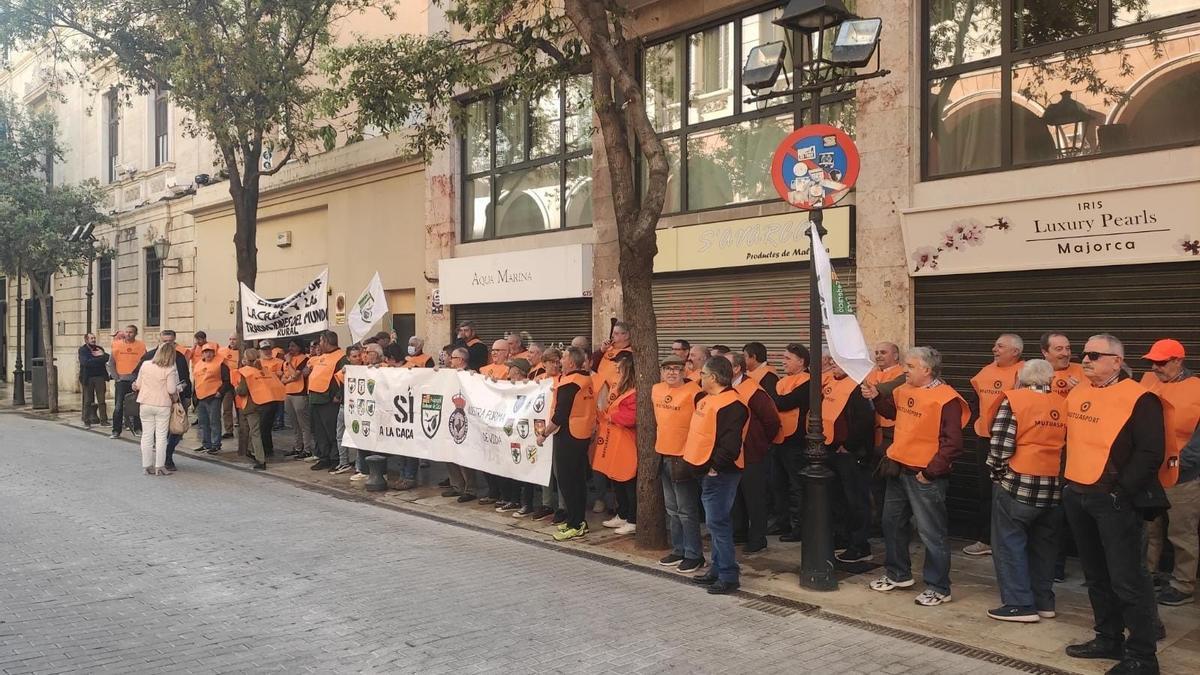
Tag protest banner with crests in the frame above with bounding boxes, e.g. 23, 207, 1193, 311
240, 269, 330, 339
339, 366, 555, 486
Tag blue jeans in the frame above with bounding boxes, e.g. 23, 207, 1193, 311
701, 471, 742, 582
661, 461, 703, 561
196, 397, 222, 449
399, 456, 419, 480
165, 395, 189, 464
882, 473, 951, 595
991, 487, 1063, 611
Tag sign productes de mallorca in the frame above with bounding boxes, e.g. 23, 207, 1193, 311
900, 181, 1200, 276
654, 206, 851, 273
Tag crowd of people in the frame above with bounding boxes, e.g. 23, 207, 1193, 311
83, 320, 1198, 674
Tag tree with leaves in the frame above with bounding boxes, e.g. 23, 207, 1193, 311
0, 95, 109, 413
324, 0, 673, 547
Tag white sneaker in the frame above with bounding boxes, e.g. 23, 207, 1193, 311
868, 576, 915, 592
1037, 609, 1056, 619
592, 499, 607, 514
330, 464, 353, 475
349, 472, 368, 482
962, 541, 992, 556
614, 522, 637, 535
602, 515, 627, 528
302, 455, 320, 462
914, 589, 952, 606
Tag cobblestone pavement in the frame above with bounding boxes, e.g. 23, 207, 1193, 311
0, 415, 1020, 674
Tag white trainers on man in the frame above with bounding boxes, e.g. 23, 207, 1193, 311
868, 576, 915, 592
914, 589, 952, 606
601, 516, 628, 529
614, 522, 636, 535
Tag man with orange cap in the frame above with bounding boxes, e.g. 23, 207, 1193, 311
1140, 338, 1200, 607
653, 354, 704, 572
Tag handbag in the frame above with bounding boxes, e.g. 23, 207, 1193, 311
168, 400, 189, 435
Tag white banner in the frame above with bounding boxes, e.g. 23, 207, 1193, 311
340, 366, 555, 486
240, 269, 329, 339
813, 226, 875, 384
349, 271, 387, 344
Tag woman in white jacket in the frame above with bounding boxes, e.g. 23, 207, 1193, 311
133, 344, 183, 475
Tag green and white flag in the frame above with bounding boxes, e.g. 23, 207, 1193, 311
349, 271, 387, 344
812, 225, 875, 383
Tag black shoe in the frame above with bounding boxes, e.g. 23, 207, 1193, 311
221, 432, 233, 439
707, 580, 740, 595
438, 478, 451, 488
766, 521, 788, 536
779, 532, 803, 543
109, 432, 121, 439
441, 489, 461, 498
551, 509, 567, 525
1066, 637, 1124, 661
206, 448, 221, 455
456, 493, 477, 503
252, 462, 267, 470
835, 547, 873, 563
311, 460, 332, 471
678, 558, 705, 574
691, 573, 718, 586
659, 553, 684, 567
164, 462, 177, 472
743, 542, 767, 554
1157, 585, 1193, 606
1105, 658, 1160, 675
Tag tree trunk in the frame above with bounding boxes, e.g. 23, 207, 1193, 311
29, 277, 58, 413
224, 144, 261, 457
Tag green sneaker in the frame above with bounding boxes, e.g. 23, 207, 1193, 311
553, 523, 587, 541
556, 521, 571, 532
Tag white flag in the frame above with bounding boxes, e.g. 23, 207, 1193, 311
812, 225, 875, 383
348, 272, 387, 344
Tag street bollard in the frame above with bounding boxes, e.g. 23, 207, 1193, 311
365, 455, 387, 492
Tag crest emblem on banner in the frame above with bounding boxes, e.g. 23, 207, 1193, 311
351, 420, 360, 434
448, 393, 468, 444
512, 395, 526, 413
367, 379, 376, 395
421, 394, 444, 439
533, 394, 546, 414
516, 418, 530, 439
361, 421, 371, 436
366, 400, 375, 417
511, 442, 522, 464
503, 420, 514, 436
526, 445, 537, 463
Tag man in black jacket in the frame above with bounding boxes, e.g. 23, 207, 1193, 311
820, 354, 877, 564
135, 330, 191, 471
454, 320, 489, 372
78, 333, 110, 427
1062, 334, 1165, 675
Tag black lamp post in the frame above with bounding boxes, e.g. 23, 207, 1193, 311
746, 0, 888, 591
13, 263, 25, 406
1042, 90, 1093, 158
67, 223, 97, 335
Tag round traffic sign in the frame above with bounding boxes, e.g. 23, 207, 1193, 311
771, 124, 860, 210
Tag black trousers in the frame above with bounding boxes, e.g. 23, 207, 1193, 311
613, 478, 638, 523
1063, 485, 1159, 662
311, 402, 338, 462
112, 380, 134, 434
258, 402, 278, 456
870, 428, 894, 534
733, 458, 770, 548
772, 442, 806, 534
831, 450, 872, 551
554, 435, 591, 529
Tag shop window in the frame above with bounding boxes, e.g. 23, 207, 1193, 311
924, 1, 1200, 178
460, 75, 593, 242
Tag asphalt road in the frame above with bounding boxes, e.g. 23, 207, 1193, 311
0, 413, 1018, 674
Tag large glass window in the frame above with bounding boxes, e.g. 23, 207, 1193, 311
153, 86, 169, 166
105, 91, 119, 183
144, 248, 161, 328
924, 1, 1200, 178
98, 256, 112, 331
460, 77, 593, 242
641, 4, 857, 213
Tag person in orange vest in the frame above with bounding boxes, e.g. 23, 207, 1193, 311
329, 345, 363, 476
685, 356, 750, 595
593, 353, 638, 535
819, 354, 876, 565
1139, 338, 1200, 607
770, 343, 811, 542
505, 330, 533, 362
475, 339, 514, 506
653, 354, 704, 572
505, 358, 547, 518
726, 352, 781, 554
108, 325, 147, 439
192, 345, 231, 454
454, 320, 489, 372
686, 344, 708, 383
258, 340, 286, 431
526, 342, 545, 379
742, 342, 779, 396
480, 339, 510, 380
1061, 334, 1166, 672
965, 333, 1026, 558
234, 348, 287, 470
403, 336, 434, 368
280, 339, 314, 460
670, 338, 690, 364
983, 359, 1067, 623
865, 341, 905, 537
540, 346, 597, 542
592, 321, 633, 399
302, 331, 348, 472
218, 333, 242, 438
1041, 331, 1088, 397
437, 347, 480, 500
862, 346, 968, 607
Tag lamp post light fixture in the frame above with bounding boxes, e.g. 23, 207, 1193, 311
743, 0, 890, 593
151, 235, 183, 273
66, 223, 98, 335
1042, 90, 1094, 158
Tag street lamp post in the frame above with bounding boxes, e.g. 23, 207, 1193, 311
67, 224, 98, 335
745, 0, 888, 591
13, 264, 25, 406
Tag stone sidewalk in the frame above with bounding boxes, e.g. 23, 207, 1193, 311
4, 388, 1199, 675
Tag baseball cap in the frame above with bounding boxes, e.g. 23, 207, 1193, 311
506, 357, 531, 373
258, 340, 272, 348
661, 355, 686, 367
201, 345, 217, 353
1143, 339, 1185, 361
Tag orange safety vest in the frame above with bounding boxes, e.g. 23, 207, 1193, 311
260, 356, 284, 378
592, 346, 632, 397
681, 389, 747, 469
592, 389, 637, 481
480, 362, 509, 380
746, 364, 775, 384
1065, 378, 1154, 486
112, 339, 147, 376
193, 359, 225, 400
1140, 373, 1198, 488
308, 348, 346, 394
821, 373, 859, 445
282, 354, 307, 395
971, 361, 1023, 437
1003, 389, 1067, 477
220, 347, 240, 372
235, 366, 287, 409
866, 364, 904, 430
775, 372, 811, 441
888, 383, 970, 469
404, 354, 434, 368
652, 380, 701, 456
1051, 363, 1088, 397
188, 341, 219, 369
557, 371, 597, 440
685, 367, 701, 383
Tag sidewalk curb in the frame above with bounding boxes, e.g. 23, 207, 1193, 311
18, 409, 1076, 675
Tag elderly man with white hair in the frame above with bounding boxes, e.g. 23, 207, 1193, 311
984, 359, 1067, 623
404, 336, 434, 368
863, 346, 969, 607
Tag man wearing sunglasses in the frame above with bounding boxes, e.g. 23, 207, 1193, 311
1062, 334, 1166, 673
1139, 339, 1200, 608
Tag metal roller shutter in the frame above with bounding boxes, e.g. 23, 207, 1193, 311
915, 261, 1200, 537
452, 298, 592, 351
652, 263, 857, 363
